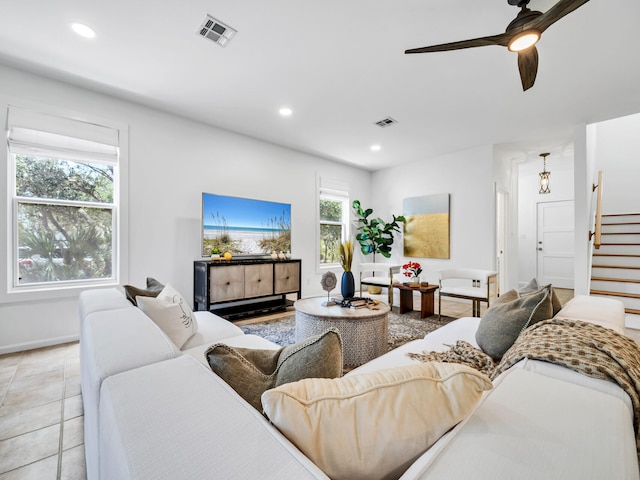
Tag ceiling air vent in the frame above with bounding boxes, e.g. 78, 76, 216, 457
375, 117, 398, 128
198, 15, 237, 47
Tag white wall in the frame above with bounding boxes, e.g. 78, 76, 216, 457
590, 112, 640, 214
493, 147, 521, 292
0, 64, 370, 353
573, 124, 593, 295
369, 145, 496, 286
517, 145, 575, 287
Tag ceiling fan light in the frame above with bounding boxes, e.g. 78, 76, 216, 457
508, 31, 540, 52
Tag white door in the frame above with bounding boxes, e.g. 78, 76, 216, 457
536, 200, 575, 288
496, 189, 508, 294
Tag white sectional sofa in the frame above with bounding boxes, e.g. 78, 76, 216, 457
79, 288, 281, 480
79, 288, 640, 480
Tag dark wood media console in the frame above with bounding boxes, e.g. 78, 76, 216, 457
193, 258, 301, 320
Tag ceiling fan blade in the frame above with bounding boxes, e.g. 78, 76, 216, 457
526, 0, 591, 33
517, 46, 539, 91
405, 33, 512, 54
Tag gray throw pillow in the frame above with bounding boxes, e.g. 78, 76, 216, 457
206, 328, 343, 411
476, 288, 553, 361
518, 278, 539, 294
123, 277, 165, 306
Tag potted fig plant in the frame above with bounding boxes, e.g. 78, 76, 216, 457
352, 199, 405, 294
352, 200, 405, 261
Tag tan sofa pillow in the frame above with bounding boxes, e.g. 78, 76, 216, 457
262, 362, 492, 480
206, 328, 343, 411
492, 288, 519, 305
518, 279, 562, 315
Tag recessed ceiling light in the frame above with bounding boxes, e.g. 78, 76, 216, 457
371, 145, 381, 151
71, 23, 96, 39
279, 107, 292, 116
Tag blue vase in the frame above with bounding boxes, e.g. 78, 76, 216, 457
341, 271, 355, 299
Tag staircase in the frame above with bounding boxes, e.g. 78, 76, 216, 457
590, 213, 640, 329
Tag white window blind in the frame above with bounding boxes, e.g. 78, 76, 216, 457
7, 106, 119, 164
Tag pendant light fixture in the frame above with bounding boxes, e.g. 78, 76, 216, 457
539, 152, 551, 194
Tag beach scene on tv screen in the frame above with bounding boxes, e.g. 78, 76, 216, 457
202, 193, 291, 256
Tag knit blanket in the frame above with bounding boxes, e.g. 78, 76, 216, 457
408, 318, 640, 449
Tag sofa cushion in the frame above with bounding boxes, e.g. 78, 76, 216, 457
261, 362, 492, 480
136, 284, 197, 349
179, 311, 246, 351
123, 277, 165, 306
206, 329, 343, 411
99, 356, 328, 480
401, 367, 638, 480
554, 294, 626, 335
79, 288, 133, 320
475, 288, 552, 361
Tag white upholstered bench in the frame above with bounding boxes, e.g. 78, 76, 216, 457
438, 268, 498, 318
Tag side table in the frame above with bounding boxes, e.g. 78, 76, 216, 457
393, 284, 439, 318
294, 297, 390, 369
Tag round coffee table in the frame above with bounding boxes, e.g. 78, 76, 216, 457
294, 297, 390, 369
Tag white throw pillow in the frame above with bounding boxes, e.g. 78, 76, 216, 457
136, 284, 197, 348
262, 362, 492, 480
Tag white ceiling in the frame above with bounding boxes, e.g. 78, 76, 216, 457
1, 0, 639, 171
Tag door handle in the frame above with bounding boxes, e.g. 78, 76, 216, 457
537, 248, 543, 251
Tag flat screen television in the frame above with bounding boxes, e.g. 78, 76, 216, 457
201, 193, 291, 257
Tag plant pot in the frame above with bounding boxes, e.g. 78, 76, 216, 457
367, 285, 382, 295
341, 271, 355, 299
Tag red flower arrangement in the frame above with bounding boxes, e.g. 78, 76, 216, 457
402, 262, 422, 278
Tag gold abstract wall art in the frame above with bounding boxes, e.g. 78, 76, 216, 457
403, 193, 450, 259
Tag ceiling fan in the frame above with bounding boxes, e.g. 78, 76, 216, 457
405, 0, 591, 91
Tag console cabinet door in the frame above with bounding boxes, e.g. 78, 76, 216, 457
209, 265, 245, 302
244, 264, 274, 298
274, 262, 300, 294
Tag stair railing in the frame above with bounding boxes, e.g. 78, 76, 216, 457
589, 170, 603, 250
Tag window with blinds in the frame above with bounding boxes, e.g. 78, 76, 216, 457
319, 184, 349, 268
7, 105, 120, 289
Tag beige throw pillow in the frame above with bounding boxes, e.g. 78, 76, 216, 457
136, 284, 197, 348
262, 362, 492, 480
492, 289, 519, 306
206, 329, 343, 411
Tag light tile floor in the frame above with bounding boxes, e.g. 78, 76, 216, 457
0, 342, 85, 480
4, 287, 637, 479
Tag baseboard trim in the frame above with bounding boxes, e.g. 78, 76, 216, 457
0, 335, 79, 355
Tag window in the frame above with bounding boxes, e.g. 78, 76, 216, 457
319, 189, 349, 267
7, 106, 120, 291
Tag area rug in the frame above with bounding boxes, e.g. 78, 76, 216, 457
239, 309, 457, 351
